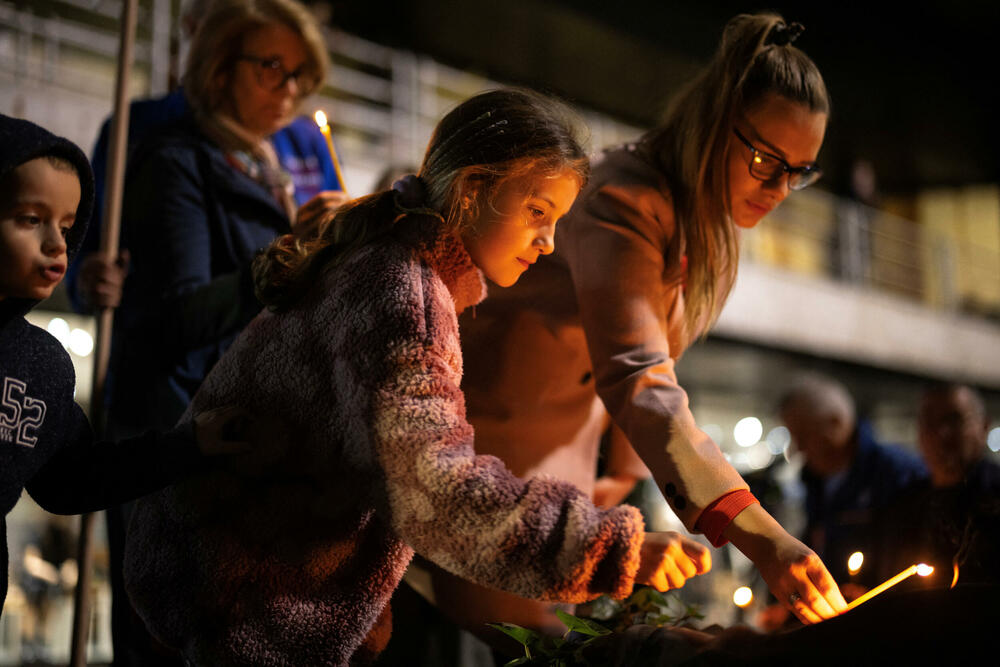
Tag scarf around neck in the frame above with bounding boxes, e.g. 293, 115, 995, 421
196, 111, 297, 220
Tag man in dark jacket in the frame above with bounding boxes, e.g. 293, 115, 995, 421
878, 384, 1000, 589
779, 373, 928, 589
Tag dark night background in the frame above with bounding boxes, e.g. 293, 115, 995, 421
325, 0, 1000, 197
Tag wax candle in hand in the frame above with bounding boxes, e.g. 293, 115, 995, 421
314, 110, 348, 197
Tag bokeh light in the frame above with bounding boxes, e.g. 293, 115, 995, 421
733, 586, 753, 607
988, 428, 1000, 453
733, 417, 763, 448
46, 317, 71, 346
765, 426, 791, 455
69, 328, 94, 357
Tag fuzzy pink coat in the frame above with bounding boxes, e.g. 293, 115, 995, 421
123, 221, 644, 666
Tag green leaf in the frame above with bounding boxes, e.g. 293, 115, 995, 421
646, 613, 675, 627
502, 657, 531, 667
487, 622, 542, 648
555, 609, 612, 637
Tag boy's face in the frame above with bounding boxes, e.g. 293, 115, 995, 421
0, 157, 80, 301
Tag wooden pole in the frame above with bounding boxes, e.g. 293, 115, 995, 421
69, 0, 138, 663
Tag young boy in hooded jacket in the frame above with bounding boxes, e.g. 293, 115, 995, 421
0, 112, 238, 618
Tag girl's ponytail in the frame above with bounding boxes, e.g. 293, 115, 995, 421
253, 191, 400, 311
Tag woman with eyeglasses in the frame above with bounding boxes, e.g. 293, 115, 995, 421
103, 4, 332, 662
426, 13, 844, 646
109, 0, 330, 440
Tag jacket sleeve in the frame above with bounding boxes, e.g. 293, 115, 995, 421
25, 356, 203, 514
124, 145, 260, 354
363, 267, 643, 603
560, 176, 748, 532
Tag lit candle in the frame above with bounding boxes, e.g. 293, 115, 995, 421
313, 110, 348, 197
844, 563, 933, 611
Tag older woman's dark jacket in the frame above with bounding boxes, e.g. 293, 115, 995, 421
110, 114, 291, 433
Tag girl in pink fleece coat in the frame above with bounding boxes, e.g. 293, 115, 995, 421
124, 89, 710, 666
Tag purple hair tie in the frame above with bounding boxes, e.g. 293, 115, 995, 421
391, 173, 444, 223
392, 174, 428, 209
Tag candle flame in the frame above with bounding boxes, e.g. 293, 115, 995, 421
314, 110, 328, 128
951, 562, 960, 589
916, 564, 934, 577
847, 551, 864, 574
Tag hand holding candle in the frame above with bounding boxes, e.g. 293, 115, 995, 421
844, 563, 933, 612
314, 110, 348, 198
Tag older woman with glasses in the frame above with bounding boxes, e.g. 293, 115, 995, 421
110, 0, 329, 437
423, 13, 845, 653
101, 2, 331, 662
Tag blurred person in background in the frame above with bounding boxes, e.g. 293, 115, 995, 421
66, 0, 345, 313
88, 1, 334, 664
414, 15, 845, 662
878, 383, 1000, 590
755, 372, 927, 631
779, 373, 927, 591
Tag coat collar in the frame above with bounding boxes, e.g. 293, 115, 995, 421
416, 226, 487, 315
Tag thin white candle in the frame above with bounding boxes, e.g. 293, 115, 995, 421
844, 563, 933, 611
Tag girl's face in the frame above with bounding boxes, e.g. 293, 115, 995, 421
727, 93, 827, 229
226, 22, 309, 138
461, 168, 580, 287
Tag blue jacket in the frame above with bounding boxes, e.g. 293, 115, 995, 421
801, 420, 928, 587
67, 90, 342, 311
108, 115, 293, 433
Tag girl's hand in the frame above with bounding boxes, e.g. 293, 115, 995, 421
192, 406, 252, 456
723, 503, 846, 623
636, 531, 711, 591
79, 249, 130, 309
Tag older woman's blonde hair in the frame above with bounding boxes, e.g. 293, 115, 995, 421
183, 0, 328, 116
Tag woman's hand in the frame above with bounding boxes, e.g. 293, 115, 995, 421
294, 189, 350, 235
635, 531, 711, 591
723, 503, 846, 624
78, 249, 130, 309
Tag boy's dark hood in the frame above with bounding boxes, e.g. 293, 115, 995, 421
0, 113, 95, 320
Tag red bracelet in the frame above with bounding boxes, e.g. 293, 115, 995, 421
694, 489, 759, 547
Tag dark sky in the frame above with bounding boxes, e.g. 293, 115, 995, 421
328, 1, 1000, 193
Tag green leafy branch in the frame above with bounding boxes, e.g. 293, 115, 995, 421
487, 587, 702, 666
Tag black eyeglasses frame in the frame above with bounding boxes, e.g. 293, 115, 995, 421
732, 127, 822, 191
237, 55, 309, 92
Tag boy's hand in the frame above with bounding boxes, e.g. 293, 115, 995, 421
192, 406, 252, 456
79, 249, 129, 309
636, 531, 712, 591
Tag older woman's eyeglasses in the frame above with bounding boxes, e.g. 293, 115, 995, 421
733, 128, 821, 191
238, 55, 309, 92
